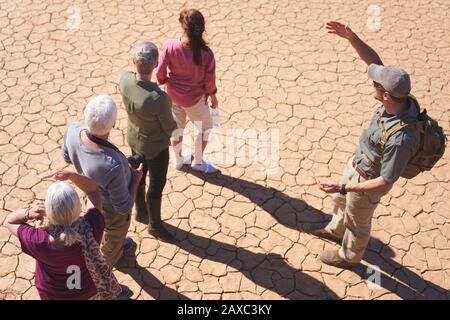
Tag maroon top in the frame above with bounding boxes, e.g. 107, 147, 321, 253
17, 208, 105, 300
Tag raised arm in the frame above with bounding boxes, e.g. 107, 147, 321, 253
326, 21, 383, 66
40, 170, 103, 209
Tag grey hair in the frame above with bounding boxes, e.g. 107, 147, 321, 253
134, 42, 159, 74
84, 95, 117, 136
45, 181, 82, 246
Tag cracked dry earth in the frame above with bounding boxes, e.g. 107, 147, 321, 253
0, 0, 449, 300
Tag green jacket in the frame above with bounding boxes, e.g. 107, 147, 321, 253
119, 72, 177, 160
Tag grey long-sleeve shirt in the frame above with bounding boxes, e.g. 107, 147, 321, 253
61, 122, 133, 215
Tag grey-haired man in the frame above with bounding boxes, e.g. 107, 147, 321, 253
313, 21, 421, 268
119, 42, 177, 242
62, 95, 143, 268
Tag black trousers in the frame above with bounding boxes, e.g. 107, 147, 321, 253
133, 147, 169, 201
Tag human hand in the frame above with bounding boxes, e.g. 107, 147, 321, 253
131, 163, 144, 183
28, 202, 46, 221
39, 170, 73, 181
316, 179, 341, 194
326, 21, 354, 40
209, 94, 218, 109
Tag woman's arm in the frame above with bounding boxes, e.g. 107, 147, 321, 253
204, 50, 217, 97
204, 50, 218, 108
4, 204, 45, 237
155, 42, 169, 85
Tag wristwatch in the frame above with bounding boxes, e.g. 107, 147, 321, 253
339, 184, 347, 195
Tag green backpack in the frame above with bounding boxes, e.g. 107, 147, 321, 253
377, 95, 447, 179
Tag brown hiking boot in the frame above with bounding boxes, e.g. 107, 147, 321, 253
309, 228, 342, 245
319, 250, 357, 269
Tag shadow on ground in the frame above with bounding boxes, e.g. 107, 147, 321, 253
182, 168, 449, 300
165, 223, 338, 299
115, 242, 191, 300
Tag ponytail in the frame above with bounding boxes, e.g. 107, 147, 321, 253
60, 225, 81, 246
179, 9, 208, 65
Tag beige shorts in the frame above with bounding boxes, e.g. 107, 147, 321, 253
172, 95, 212, 139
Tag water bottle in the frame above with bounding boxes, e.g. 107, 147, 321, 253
211, 108, 220, 127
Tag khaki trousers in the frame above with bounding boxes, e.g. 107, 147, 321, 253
325, 158, 392, 263
172, 95, 213, 139
101, 206, 131, 268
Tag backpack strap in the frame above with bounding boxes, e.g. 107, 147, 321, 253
377, 95, 422, 151
379, 121, 412, 150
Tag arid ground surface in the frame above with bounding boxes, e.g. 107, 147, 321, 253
0, 0, 449, 299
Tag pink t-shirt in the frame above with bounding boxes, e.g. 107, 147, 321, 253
17, 208, 105, 300
156, 38, 217, 108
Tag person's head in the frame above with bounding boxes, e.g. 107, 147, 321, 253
45, 181, 82, 246
179, 8, 208, 65
84, 95, 117, 137
133, 42, 159, 75
368, 64, 411, 108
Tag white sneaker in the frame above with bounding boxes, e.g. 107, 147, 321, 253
191, 160, 219, 173
174, 153, 193, 170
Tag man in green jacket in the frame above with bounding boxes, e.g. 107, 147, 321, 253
119, 42, 177, 242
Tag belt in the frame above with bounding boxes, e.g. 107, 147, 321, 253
352, 160, 373, 180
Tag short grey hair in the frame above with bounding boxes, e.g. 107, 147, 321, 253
134, 42, 159, 73
84, 95, 117, 136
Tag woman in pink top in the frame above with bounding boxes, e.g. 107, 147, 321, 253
156, 8, 219, 173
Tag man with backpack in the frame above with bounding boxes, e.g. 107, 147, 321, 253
313, 21, 446, 268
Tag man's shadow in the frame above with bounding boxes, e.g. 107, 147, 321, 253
164, 223, 338, 299
115, 242, 191, 300
356, 239, 449, 300
115, 226, 338, 299
180, 167, 331, 231
182, 168, 449, 300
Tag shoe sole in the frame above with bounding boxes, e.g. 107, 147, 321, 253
191, 166, 219, 174
309, 230, 342, 245
320, 259, 357, 269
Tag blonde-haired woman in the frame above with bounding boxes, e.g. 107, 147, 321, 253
5, 170, 128, 300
